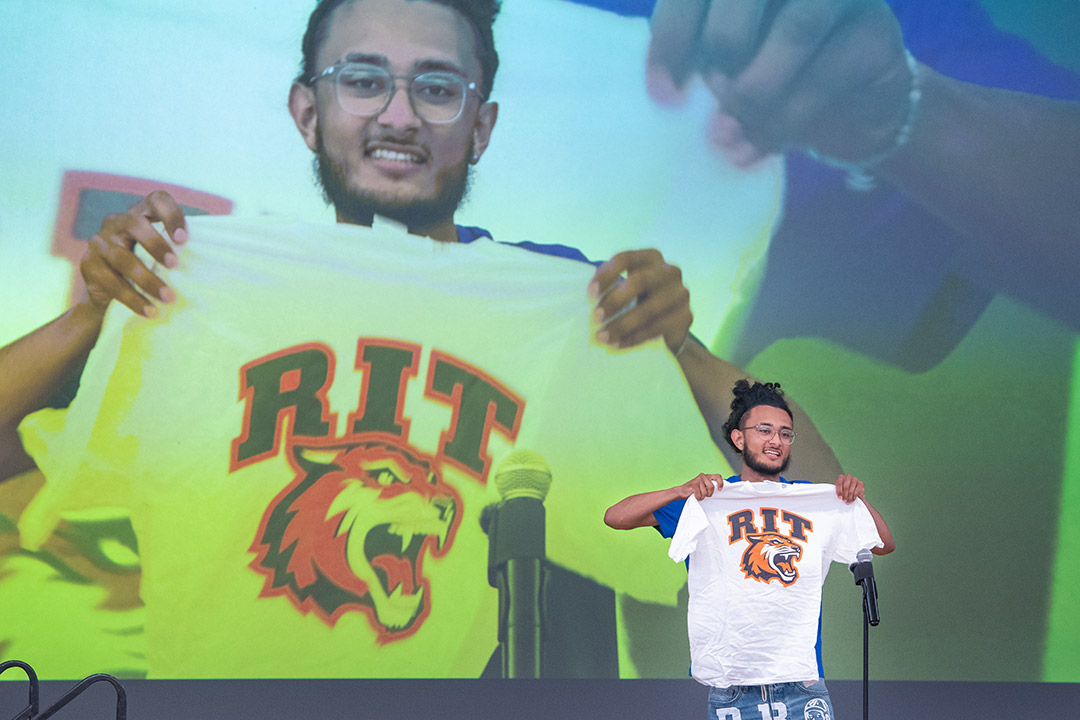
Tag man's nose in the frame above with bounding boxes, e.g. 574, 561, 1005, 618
377, 86, 421, 128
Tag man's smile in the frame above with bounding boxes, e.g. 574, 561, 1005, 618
366, 142, 428, 167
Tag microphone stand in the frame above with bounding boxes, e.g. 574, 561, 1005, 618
850, 554, 879, 720
862, 601, 870, 720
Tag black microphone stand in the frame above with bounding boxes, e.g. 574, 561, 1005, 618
850, 556, 879, 720
861, 599, 870, 720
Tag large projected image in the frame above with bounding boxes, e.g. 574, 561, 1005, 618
1, 0, 1078, 685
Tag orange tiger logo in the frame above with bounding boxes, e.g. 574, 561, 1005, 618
740, 532, 803, 586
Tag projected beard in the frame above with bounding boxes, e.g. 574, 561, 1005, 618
742, 444, 790, 476
314, 130, 473, 232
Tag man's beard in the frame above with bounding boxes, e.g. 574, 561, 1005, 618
743, 446, 790, 477
314, 131, 473, 233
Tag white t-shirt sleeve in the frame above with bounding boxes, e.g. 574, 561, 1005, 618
830, 496, 884, 564
668, 494, 709, 563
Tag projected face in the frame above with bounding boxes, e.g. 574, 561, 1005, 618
292, 0, 496, 234
734, 405, 793, 476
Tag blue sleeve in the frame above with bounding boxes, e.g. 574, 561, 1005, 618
889, 0, 1080, 99
652, 497, 685, 539
567, 0, 1080, 103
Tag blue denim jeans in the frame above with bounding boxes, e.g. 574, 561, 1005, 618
707, 679, 834, 719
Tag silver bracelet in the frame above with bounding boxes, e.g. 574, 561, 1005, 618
806, 49, 922, 191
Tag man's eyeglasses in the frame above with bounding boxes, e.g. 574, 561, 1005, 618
742, 424, 796, 445
310, 62, 480, 124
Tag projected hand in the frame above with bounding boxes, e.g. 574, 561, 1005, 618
81, 190, 189, 318
835, 473, 865, 504
647, 0, 911, 166
588, 248, 692, 356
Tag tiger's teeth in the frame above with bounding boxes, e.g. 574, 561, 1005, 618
398, 531, 414, 552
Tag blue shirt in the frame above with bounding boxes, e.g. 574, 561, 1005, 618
456, 225, 597, 265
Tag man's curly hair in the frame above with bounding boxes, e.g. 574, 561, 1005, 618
721, 379, 793, 453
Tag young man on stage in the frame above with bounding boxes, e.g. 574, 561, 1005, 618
606, 379, 895, 717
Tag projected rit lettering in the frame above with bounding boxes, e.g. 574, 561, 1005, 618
230, 339, 523, 478
728, 507, 813, 543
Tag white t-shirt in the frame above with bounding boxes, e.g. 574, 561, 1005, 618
668, 481, 882, 687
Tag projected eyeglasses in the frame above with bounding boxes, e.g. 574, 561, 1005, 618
311, 61, 480, 124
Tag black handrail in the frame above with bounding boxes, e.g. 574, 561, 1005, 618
32, 673, 125, 720
0, 660, 39, 720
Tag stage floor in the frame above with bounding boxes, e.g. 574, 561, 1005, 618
3, 678, 1078, 719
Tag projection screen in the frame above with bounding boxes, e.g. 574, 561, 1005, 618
1, 0, 1077, 685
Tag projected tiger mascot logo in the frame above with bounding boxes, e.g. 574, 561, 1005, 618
740, 532, 803, 586
250, 439, 461, 642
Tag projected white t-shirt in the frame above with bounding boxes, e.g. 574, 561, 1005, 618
20, 216, 728, 677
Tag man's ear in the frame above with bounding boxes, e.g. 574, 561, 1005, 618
731, 428, 744, 453
470, 101, 498, 163
289, 81, 319, 153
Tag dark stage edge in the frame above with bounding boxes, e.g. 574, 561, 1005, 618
2, 678, 1078, 719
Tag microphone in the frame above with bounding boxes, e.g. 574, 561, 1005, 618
483, 450, 552, 678
849, 548, 880, 626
